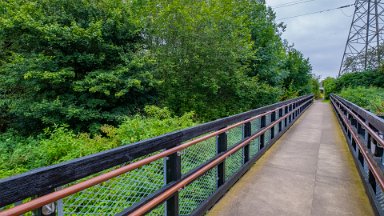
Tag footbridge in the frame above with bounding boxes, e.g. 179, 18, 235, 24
1, 94, 384, 216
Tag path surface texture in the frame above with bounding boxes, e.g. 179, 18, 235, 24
208, 101, 374, 216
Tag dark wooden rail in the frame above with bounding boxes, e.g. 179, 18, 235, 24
331, 94, 384, 216
0, 95, 313, 216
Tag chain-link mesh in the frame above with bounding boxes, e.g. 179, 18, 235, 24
250, 118, 261, 158
376, 184, 384, 210
250, 138, 260, 157
251, 118, 260, 135
227, 125, 243, 148
225, 148, 243, 180
274, 122, 279, 137
179, 168, 217, 215
61, 152, 164, 215
181, 136, 216, 175
264, 115, 271, 146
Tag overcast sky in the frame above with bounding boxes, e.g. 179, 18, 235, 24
266, 0, 356, 78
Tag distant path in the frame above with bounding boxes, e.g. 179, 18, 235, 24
208, 101, 374, 216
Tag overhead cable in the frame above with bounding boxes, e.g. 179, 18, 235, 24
276, 4, 355, 21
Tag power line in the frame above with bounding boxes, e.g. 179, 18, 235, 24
276, 4, 355, 21
271, 0, 316, 9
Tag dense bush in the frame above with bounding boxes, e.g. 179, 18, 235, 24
322, 70, 384, 100
0, 0, 157, 134
338, 87, 384, 116
335, 70, 384, 91
0, 106, 196, 178
322, 77, 337, 99
310, 76, 321, 99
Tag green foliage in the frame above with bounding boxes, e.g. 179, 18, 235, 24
310, 76, 321, 99
135, 0, 312, 120
338, 87, 384, 116
322, 77, 337, 99
335, 70, 384, 92
281, 49, 313, 99
137, 0, 252, 120
0, 0, 157, 133
0, 0, 313, 132
0, 106, 196, 178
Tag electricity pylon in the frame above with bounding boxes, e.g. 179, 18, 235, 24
339, 0, 384, 76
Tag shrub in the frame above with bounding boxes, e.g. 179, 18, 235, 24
322, 77, 337, 99
338, 87, 384, 116
0, 106, 196, 178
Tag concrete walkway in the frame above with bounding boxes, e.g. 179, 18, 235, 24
208, 101, 374, 216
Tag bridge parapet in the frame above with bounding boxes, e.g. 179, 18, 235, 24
331, 94, 384, 216
0, 95, 313, 216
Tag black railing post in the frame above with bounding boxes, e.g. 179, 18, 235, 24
270, 111, 276, 140
165, 147, 182, 216
278, 108, 283, 133
260, 115, 266, 149
216, 131, 227, 188
285, 106, 288, 127
243, 122, 251, 164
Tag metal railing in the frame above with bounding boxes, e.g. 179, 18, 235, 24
0, 95, 313, 216
331, 94, 384, 216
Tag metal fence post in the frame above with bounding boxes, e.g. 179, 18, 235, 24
270, 111, 276, 140
260, 115, 266, 149
216, 131, 227, 188
285, 106, 288, 127
165, 146, 181, 216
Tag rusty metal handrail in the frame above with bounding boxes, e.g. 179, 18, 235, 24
331, 97, 384, 190
332, 96, 384, 147
0, 96, 312, 216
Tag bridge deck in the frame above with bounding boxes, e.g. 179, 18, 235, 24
208, 101, 374, 216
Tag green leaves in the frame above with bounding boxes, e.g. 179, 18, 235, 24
0, 0, 156, 133
339, 87, 384, 116
0, 0, 313, 134
0, 106, 196, 178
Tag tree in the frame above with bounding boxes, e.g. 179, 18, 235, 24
322, 77, 337, 99
245, 4, 288, 86
136, 0, 263, 120
310, 76, 321, 99
281, 48, 312, 99
0, 0, 156, 133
